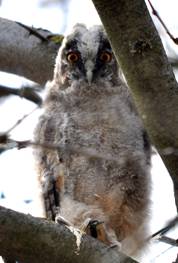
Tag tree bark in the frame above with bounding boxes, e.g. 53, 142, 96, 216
0, 18, 60, 85
92, 0, 178, 208
0, 206, 138, 263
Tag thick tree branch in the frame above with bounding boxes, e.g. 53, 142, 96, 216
0, 206, 137, 263
92, 0, 178, 208
0, 18, 62, 85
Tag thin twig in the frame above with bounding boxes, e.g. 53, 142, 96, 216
158, 235, 178, 247
151, 215, 178, 239
147, 0, 178, 45
16, 22, 49, 42
0, 137, 121, 162
6, 106, 39, 134
16, 21, 64, 45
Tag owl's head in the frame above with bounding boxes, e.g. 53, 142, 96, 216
54, 24, 119, 88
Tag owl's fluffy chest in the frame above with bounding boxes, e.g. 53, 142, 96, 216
51, 92, 145, 203
55, 90, 143, 155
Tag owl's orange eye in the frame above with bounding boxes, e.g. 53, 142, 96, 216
100, 51, 112, 62
67, 52, 79, 63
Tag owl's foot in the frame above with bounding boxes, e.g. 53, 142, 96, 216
56, 216, 120, 248
55, 215, 72, 227
108, 241, 121, 251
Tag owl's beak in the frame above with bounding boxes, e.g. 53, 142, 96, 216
85, 60, 94, 85
86, 70, 93, 85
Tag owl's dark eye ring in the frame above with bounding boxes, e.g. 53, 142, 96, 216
99, 51, 112, 62
67, 52, 80, 63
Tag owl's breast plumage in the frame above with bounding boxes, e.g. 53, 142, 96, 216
53, 90, 147, 205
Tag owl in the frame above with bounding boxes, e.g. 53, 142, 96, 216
34, 24, 151, 257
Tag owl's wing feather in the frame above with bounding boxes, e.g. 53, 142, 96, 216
43, 173, 61, 221
34, 115, 63, 220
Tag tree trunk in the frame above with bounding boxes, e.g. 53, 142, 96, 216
92, 0, 178, 209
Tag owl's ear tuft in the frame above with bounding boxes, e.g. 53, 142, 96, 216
72, 23, 87, 32
65, 23, 87, 37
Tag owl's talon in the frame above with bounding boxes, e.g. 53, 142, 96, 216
87, 219, 109, 243
108, 241, 121, 250
55, 215, 72, 226
80, 217, 92, 232
80, 218, 103, 232
80, 218, 111, 245
86, 219, 105, 238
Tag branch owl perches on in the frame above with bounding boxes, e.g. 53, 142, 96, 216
34, 24, 151, 259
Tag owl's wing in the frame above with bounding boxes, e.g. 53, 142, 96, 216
121, 80, 152, 164
40, 154, 64, 221
34, 115, 64, 221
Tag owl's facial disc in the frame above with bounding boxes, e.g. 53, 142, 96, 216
60, 25, 118, 86
64, 46, 113, 86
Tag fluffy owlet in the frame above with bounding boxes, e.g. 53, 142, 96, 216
34, 24, 151, 257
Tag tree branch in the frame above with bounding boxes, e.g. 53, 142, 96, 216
0, 18, 62, 85
0, 84, 42, 105
91, 0, 178, 209
0, 205, 138, 263
147, 0, 178, 45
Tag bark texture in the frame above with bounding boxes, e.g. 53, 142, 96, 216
0, 18, 60, 85
0, 206, 138, 263
92, 0, 178, 208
